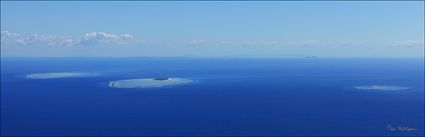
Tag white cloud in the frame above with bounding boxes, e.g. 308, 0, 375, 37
218, 40, 256, 45
25, 34, 74, 46
77, 32, 134, 46
122, 34, 134, 39
1, 31, 26, 46
285, 40, 321, 45
394, 40, 425, 46
188, 40, 322, 46
1, 31, 134, 46
190, 40, 205, 44
80, 32, 117, 42
187, 40, 207, 45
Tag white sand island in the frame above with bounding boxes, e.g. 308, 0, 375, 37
109, 77, 193, 88
354, 86, 409, 91
26, 72, 96, 79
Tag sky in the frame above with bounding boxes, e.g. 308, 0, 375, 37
1, 1, 424, 58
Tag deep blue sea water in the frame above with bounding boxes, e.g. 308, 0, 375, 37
1, 58, 424, 136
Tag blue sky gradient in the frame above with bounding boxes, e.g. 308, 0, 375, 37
1, 1, 424, 57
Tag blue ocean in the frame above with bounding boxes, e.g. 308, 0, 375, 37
1, 58, 424, 136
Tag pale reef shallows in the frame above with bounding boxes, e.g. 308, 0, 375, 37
109, 78, 193, 88
26, 72, 96, 79
354, 86, 409, 91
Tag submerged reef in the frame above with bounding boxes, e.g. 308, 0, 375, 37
354, 86, 409, 91
109, 78, 193, 88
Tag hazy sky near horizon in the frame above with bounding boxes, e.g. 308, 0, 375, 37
1, 1, 424, 57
